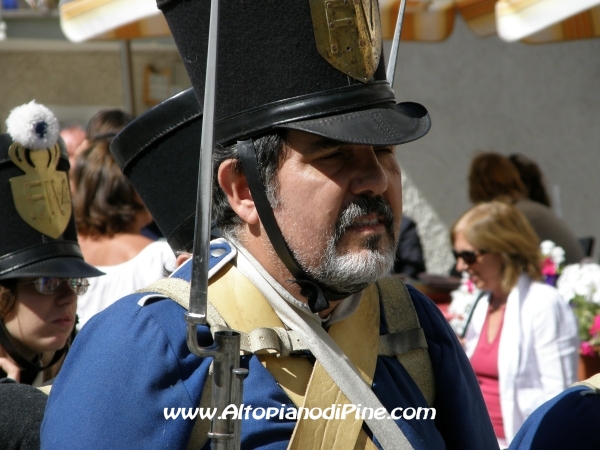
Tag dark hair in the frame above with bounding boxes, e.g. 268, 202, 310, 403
0, 281, 17, 319
468, 152, 527, 204
212, 133, 287, 237
508, 153, 551, 207
86, 109, 133, 142
73, 140, 146, 237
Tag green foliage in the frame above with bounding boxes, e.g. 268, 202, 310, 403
571, 295, 600, 347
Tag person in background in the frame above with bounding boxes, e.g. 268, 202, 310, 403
71, 139, 175, 329
58, 123, 85, 170
393, 215, 426, 279
0, 101, 103, 384
468, 152, 584, 264
66, 109, 133, 195
508, 154, 552, 208
452, 201, 579, 447
75, 109, 133, 161
78, 108, 163, 241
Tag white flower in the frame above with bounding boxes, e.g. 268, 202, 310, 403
557, 262, 600, 304
550, 246, 565, 267
540, 240, 555, 256
5, 100, 59, 150
448, 273, 480, 335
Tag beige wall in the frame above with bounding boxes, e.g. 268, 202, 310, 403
0, 40, 190, 130
1, 21, 598, 272
389, 19, 600, 271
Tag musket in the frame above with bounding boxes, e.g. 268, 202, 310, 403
386, 0, 408, 85
186, 0, 247, 449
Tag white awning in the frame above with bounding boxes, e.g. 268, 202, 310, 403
59, 0, 169, 42
58, 0, 600, 45
496, 0, 600, 42
380, 0, 600, 43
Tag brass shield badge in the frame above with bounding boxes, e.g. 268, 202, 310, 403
9, 143, 72, 239
309, 0, 382, 83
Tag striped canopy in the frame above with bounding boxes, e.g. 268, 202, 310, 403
59, 0, 169, 42
378, 0, 600, 43
495, 0, 600, 42
59, 0, 600, 44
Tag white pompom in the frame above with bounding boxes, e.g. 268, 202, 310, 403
6, 100, 59, 150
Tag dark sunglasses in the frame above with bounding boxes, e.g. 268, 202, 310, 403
452, 250, 486, 265
19, 277, 90, 296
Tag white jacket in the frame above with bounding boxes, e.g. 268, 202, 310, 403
463, 274, 579, 443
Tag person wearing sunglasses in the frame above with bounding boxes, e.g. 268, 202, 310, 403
0, 101, 103, 386
451, 201, 579, 447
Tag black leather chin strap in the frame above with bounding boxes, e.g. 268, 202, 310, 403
238, 139, 351, 313
0, 319, 66, 376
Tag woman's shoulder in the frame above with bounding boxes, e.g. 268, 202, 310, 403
79, 234, 155, 266
93, 240, 174, 273
522, 277, 563, 302
139, 239, 174, 255
134, 240, 176, 267
518, 277, 569, 317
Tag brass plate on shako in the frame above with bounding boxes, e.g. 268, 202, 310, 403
309, 0, 382, 83
8, 143, 72, 239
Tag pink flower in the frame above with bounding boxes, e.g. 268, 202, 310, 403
590, 316, 600, 336
541, 257, 557, 276
466, 279, 475, 294
581, 341, 596, 357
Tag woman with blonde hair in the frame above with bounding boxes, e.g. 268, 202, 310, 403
452, 201, 578, 446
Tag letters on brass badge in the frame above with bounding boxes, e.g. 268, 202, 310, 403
9, 142, 72, 238
309, 0, 382, 83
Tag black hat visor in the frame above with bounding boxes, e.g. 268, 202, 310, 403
275, 102, 430, 147
0, 243, 104, 281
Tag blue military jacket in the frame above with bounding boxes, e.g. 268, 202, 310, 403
509, 385, 600, 450
41, 242, 497, 449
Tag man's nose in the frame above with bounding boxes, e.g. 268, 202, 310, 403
349, 148, 388, 196
56, 282, 78, 305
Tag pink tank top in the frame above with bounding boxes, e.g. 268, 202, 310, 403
470, 304, 506, 440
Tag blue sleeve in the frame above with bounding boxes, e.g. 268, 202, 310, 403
407, 285, 499, 450
509, 386, 600, 450
41, 294, 213, 450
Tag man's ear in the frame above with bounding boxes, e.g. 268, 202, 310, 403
218, 159, 259, 225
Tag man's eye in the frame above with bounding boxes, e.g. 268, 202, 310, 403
376, 147, 395, 155
322, 152, 342, 160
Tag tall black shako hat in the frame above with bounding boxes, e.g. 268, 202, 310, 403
158, 0, 430, 146
111, 89, 203, 254
158, 0, 431, 312
0, 101, 103, 281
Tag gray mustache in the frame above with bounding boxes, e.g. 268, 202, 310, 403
334, 196, 395, 242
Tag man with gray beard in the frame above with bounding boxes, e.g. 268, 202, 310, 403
41, 1, 498, 449
299, 195, 397, 294
43, 92, 498, 450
